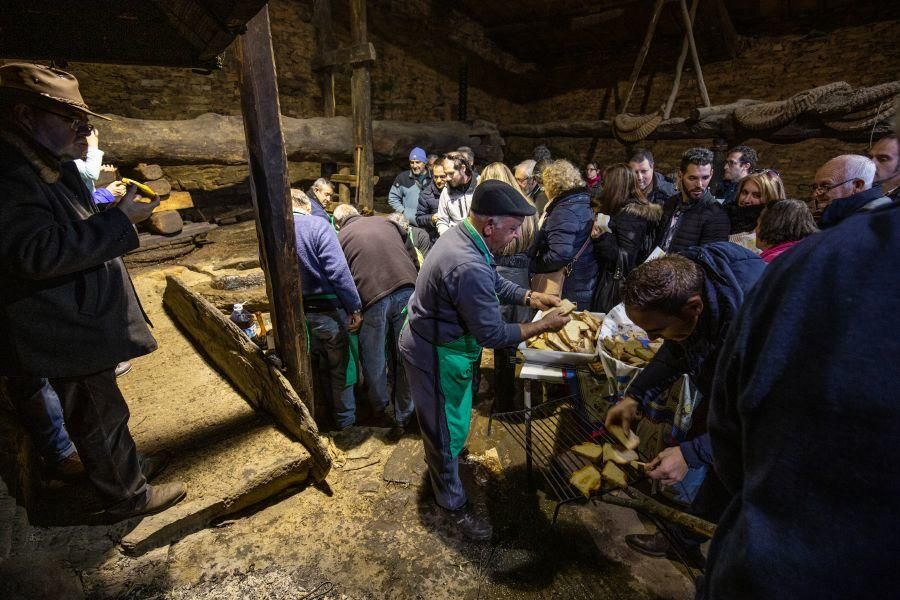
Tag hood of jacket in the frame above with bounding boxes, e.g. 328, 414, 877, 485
621, 200, 663, 223
546, 187, 592, 212
679, 242, 766, 341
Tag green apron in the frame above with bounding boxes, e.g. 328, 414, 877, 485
436, 219, 492, 457
304, 292, 359, 387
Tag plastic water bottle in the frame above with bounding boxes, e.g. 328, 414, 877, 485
229, 303, 258, 339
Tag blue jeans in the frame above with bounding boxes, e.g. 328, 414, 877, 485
307, 309, 356, 429
9, 377, 76, 464
359, 287, 414, 426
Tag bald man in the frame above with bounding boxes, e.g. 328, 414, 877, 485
810, 154, 893, 228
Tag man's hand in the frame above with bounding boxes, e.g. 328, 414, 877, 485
347, 311, 363, 333
538, 309, 570, 333
605, 396, 639, 434
529, 291, 561, 311
106, 181, 127, 198
645, 446, 689, 486
86, 129, 99, 149
116, 184, 160, 224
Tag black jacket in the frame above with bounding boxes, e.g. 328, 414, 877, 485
414, 179, 441, 240
593, 201, 663, 273
656, 190, 730, 253
646, 171, 677, 206
0, 128, 156, 377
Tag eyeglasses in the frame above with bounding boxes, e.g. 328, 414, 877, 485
753, 168, 781, 177
40, 107, 94, 134
724, 159, 748, 167
797, 178, 857, 196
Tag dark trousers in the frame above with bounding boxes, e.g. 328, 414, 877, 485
671, 470, 731, 548
8, 370, 148, 511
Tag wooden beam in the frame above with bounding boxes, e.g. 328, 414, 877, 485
711, 0, 740, 59
313, 0, 337, 119
350, 0, 374, 211
311, 42, 376, 71
622, 0, 666, 112
163, 275, 332, 482
679, 0, 711, 107
235, 5, 316, 413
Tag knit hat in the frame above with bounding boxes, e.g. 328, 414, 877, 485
409, 147, 427, 163
471, 180, 536, 217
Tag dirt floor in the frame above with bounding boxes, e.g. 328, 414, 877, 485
11, 222, 697, 599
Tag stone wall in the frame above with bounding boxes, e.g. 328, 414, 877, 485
505, 21, 899, 196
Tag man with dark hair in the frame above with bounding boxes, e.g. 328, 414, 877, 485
0, 63, 185, 520
389, 147, 430, 224
869, 134, 899, 201
656, 147, 730, 253
606, 242, 766, 563
415, 158, 447, 242
435, 153, 477, 235
716, 145, 758, 205
699, 205, 900, 599
628, 148, 676, 206
400, 180, 568, 540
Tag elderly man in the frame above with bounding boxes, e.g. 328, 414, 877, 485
388, 146, 430, 224
304, 178, 333, 221
869, 134, 899, 202
811, 154, 892, 228
0, 63, 185, 520
399, 180, 570, 540
715, 145, 757, 205
435, 153, 477, 235
657, 147, 730, 253
605, 243, 766, 565
514, 159, 536, 197
628, 148, 677, 206
292, 194, 362, 429
334, 205, 419, 433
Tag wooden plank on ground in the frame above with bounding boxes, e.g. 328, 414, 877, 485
153, 191, 194, 213
162, 275, 332, 482
130, 222, 216, 253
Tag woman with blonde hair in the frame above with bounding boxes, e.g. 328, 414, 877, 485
478, 162, 539, 409
529, 159, 599, 309
591, 163, 662, 310
727, 170, 786, 251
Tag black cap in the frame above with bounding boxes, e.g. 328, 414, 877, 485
471, 180, 537, 217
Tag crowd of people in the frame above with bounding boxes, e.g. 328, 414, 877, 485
1, 61, 898, 597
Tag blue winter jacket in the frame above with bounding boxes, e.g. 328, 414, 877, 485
530, 188, 598, 309
389, 169, 429, 223
627, 242, 766, 466
699, 204, 900, 600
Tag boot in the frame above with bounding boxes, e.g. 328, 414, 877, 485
106, 482, 186, 521
445, 502, 492, 542
625, 532, 706, 568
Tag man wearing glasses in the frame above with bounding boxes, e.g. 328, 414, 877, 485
0, 63, 186, 520
715, 145, 757, 205
806, 154, 893, 228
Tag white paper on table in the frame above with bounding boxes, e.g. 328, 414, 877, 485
643, 246, 666, 263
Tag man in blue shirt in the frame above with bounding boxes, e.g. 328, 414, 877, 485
399, 180, 569, 541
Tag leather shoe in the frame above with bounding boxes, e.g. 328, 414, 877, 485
139, 452, 173, 482
114, 361, 133, 378
626, 532, 706, 568
445, 503, 492, 541
46, 451, 86, 483
107, 482, 187, 521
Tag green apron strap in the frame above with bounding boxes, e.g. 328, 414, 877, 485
461, 218, 492, 265
346, 332, 360, 387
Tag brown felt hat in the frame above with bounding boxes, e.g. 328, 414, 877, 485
0, 62, 110, 121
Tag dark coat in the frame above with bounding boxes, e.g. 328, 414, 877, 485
627, 242, 766, 466
0, 130, 156, 377
656, 189, 730, 253
700, 204, 900, 600
337, 215, 418, 311
530, 188, 598, 308
304, 188, 330, 221
646, 171, 677, 206
414, 179, 441, 240
593, 200, 663, 273
530, 186, 549, 214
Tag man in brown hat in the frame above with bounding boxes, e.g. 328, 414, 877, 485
0, 63, 186, 520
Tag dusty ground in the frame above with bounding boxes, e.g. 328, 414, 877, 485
13, 223, 696, 599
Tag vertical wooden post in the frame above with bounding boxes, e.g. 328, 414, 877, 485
679, 0, 712, 108
663, 0, 700, 120
622, 0, 666, 113
235, 5, 316, 415
313, 0, 338, 181
350, 0, 374, 212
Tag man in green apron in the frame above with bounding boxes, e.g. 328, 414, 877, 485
399, 180, 570, 540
